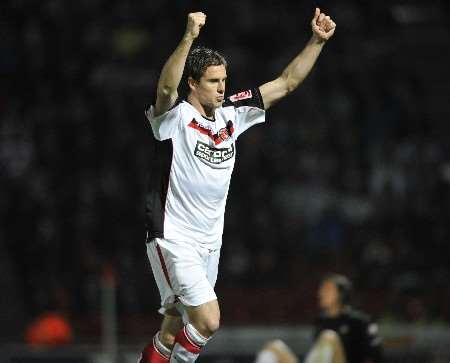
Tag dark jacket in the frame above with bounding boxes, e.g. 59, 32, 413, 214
314, 306, 383, 363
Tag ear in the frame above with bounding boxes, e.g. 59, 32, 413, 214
187, 77, 198, 92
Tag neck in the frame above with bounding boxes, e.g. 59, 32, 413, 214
187, 94, 215, 118
325, 304, 343, 318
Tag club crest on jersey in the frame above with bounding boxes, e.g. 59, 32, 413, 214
229, 90, 252, 102
218, 127, 230, 142
194, 141, 234, 164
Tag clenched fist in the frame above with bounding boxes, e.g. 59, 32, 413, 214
311, 8, 336, 42
184, 12, 206, 40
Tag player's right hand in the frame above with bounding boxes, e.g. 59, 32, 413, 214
311, 8, 336, 42
184, 12, 206, 40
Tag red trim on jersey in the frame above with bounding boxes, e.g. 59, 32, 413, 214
175, 327, 202, 354
156, 245, 173, 289
188, 119, 211, 137
227, 121, 234, 135
188, 119, 234, 145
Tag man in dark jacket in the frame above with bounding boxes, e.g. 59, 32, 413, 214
304, 274, 383, 363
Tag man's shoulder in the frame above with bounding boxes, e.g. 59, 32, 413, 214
343, 307, 373, 326
145, 98, 187, 119
170, 98, 189, 113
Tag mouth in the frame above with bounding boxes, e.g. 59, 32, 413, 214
216, 96, 224, 102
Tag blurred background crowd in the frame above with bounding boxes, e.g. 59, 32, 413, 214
1, 0, 449, 344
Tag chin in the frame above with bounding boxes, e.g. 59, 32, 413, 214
208, 102, 220, 110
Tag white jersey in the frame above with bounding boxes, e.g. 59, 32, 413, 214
145, 88, 265, 248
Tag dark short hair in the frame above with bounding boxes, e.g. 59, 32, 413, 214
180, 46, 227, 95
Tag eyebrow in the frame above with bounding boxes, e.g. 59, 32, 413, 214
208, 76, 227, 81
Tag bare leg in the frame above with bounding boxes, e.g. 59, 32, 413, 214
159, 308, 183, 349
303, 330, 346, 363
184, 299, 220, 337
255, 340, 298, 363
138, 308, 182, 363
169, 299, 220, 363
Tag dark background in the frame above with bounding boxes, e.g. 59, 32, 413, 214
1, 0, 449, 344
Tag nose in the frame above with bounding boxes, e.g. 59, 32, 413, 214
218, 81, 225, 94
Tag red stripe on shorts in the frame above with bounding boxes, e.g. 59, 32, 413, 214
156, 244, 173, 289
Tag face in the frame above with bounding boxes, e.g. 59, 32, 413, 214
318, 280, 340, 311
189, 65, 227, 110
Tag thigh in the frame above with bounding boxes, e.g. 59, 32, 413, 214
317, 330, 347, 363
156, 239, 218, 308
184, 299, 220, 329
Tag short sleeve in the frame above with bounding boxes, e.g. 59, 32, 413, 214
224, 88, 265, 138
144, 102, 182, 141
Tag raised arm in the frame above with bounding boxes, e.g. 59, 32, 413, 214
259, 8, 336, 110
154, 12, 206, 116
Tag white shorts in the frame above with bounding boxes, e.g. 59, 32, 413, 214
146, 237, 221, 314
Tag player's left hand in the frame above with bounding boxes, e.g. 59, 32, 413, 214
311, 8, 336, 42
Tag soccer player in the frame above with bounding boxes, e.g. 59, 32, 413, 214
303, 274, 383, 363
253, 275, 383, 363
139, 9, 336, 363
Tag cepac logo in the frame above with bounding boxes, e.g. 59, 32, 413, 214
229, 90, 252, 102
194, 141, 234, 164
